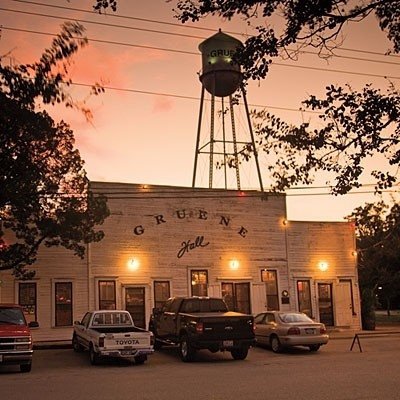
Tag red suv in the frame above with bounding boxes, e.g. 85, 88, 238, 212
0, 304, 39, 372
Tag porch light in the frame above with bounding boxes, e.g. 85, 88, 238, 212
318, 261, 329, 272
128, 258, 139, 271
282, 219, 288, 226
230, 259, 239, 270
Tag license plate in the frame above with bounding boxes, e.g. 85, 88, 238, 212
121, 350, 132, 355
305, 328, 315, 334
223, 340, 234, 347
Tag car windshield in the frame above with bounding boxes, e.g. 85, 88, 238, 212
279, 313, 313, 323
0, 308, 26, 325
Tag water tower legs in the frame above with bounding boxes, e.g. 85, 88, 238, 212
192, 86, 264, 192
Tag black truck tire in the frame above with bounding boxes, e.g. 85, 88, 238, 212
89, 344, 100, 365
134, 355, 147, 365
231, 346, 249, 360
20, 363, 32, 373
179, 335, 196, 362
72, 334, 84, 352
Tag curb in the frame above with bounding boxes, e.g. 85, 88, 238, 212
34, 341, 72, 350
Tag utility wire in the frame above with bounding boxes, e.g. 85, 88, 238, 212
6, 0, 400, 60
2, 26, 399, 81
0, 7, 206, 40
2, 6, 400, 67
70, 81, 314, 113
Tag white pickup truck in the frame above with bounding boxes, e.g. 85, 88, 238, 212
72, 310, 154, 365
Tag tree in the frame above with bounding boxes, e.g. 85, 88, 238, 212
173, 0, 400, 194
349, 201, 400, 325
0, 22, 109, 279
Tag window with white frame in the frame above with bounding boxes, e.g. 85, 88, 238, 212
18, 282, 37, 323
55, 282, 73, 326
98, 280, 116, 310
190, 270, 208, 296
154, 281, 170, 309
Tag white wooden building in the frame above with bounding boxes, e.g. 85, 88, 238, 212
0, 181, 362, 341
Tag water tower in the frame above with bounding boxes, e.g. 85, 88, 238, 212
192, 29, 264, 191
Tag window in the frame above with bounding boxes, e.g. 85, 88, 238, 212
190, 270, 208, 296
297, 280, 312, 317
81, 312, 92, 328
261, 270, 279, 310
18, 282, 37, 323
99, 281, 116, 310
55, 282, 73, 327
254, 313, 266, 324
154, 281, 170, 309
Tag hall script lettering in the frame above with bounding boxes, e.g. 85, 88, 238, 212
177, 235, 210, 259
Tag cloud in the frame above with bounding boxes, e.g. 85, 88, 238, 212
152, 96, 174, 113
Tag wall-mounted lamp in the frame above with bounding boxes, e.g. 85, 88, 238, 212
229, 259, 239, 270
282, 219, 288, 226
128, 258, 139, 271
352, 250, 358, 257
318, 261, 329, 272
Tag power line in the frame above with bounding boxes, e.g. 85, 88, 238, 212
70, 81, 312, 114
2, 6, 400, 67
6, 0, 400, 60
0, 7, 205, 40
0, 26, 198, 56
8, 0, 216, 33
2, 25, 399, 81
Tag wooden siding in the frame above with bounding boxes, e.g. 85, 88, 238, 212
0, 182, 361, 341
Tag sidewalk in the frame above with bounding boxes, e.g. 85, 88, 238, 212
328, 323, 400, 340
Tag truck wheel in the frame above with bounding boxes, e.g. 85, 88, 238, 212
153, 338, 163, 350
20, 363, 32, 373
134, 355, 147, 365
89, 344, 100, 365
231, 347, 249, 360
180, 335, 196, 362
72, 334, 83, 352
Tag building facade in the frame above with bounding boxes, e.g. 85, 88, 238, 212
0, 182, 362, 341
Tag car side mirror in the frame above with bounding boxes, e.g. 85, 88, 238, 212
74, 320, 82, 325
28, 321, 39, 328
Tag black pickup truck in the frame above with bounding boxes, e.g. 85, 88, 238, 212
148, 296, 255, 362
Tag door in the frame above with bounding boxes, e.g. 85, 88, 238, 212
318, 283, 334, 326
335, 280, 354, 327
254, 312, 275, 345
221, 282, 251, 314
125, 287, 145, 329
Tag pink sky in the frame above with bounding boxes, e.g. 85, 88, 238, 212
1, 0, 399, 221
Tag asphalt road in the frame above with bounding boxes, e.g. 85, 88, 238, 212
1, 336, 399, 400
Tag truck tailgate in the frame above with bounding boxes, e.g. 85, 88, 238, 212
103, 332, 151, 349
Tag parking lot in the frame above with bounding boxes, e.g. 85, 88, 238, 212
1, 335, 400, 400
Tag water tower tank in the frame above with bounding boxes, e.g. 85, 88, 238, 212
198, 30, 242, 97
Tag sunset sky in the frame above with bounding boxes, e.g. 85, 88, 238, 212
1, 0, 399, 221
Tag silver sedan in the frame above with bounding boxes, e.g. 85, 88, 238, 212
254, 311, 329, 352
